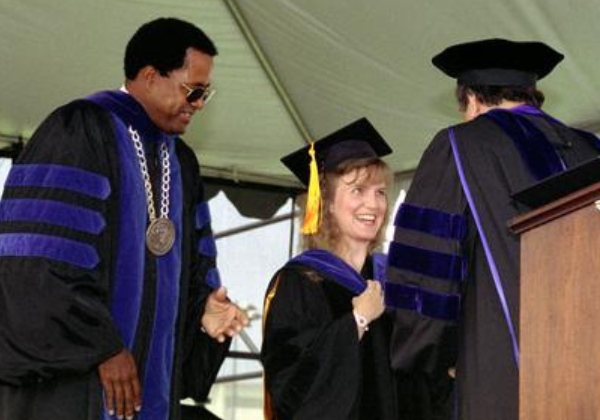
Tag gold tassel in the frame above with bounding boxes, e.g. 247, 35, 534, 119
301, 142, 322, 235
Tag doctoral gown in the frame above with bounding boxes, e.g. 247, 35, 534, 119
0, 90, 228, 420
387, 106, 600, 420
261, 249, 397, 420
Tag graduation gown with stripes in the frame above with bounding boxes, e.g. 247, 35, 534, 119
387, 106, 600, 420
0, 90, 228, 420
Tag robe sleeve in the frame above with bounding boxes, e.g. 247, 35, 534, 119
261, 266, 362, 420
176, 141, 230, 401
0, 100, 124, 385
388, 129, 467, 416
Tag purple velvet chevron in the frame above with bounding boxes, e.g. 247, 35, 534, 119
384, 282, 460, 321
195, 201, 211, 230
199, 236, 217, 258
395, 203, 466, 240
206, 267, 222, 289
388, 242, 466, 282
5, 164, 110, 199
0, 198, 105, 234
0, 233, 99, 268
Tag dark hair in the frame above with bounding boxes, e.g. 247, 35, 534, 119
455, 84, 545, 112
124, 17, 218, 80
302, 157, 393, 254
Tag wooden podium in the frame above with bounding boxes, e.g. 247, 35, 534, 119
511, 181, 600, 420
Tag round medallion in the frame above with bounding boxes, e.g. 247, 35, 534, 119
146, 218, 176, 256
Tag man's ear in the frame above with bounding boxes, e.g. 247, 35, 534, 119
139, 65, 158, 88
464, 92, 484, 121
467, 93, 479, 111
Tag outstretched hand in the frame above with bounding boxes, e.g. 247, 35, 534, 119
98, 349, 141, 419
201, 286, 249, 343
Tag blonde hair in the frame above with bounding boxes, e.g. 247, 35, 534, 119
301, 157, 393, 254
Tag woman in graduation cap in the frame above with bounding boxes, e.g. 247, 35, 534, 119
261, 118, 398, 420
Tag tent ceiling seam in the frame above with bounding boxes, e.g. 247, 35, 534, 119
224, 0, 313, 145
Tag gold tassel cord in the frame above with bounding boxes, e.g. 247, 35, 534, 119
263, 275, 282, 420
301, 142, 322, 235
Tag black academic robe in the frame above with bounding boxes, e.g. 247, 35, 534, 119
261, 251, 397, 420
388, 107, 600, 420
0, 91, 228, 420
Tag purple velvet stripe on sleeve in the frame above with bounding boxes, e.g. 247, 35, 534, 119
384, 282, 460, 321
0, 233, 99, 268
395, 203, 466, 240
195, 201, 211, 230
485, 109, 566, 181
449, 128, 520, 368
388, 242, 466, 282
5, 164, 110, 199
199, 235, 217, 258
0, 198, 105, 234
206, 267, 222, 289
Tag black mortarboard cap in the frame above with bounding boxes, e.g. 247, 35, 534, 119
432, 38, 564, 87
281, 117, 392, 186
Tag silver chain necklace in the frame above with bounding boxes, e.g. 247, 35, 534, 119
128, 126, 175, 256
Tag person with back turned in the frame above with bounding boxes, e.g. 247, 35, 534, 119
387, 39, 600, 420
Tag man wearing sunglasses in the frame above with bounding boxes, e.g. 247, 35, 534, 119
0, 17, 247, 420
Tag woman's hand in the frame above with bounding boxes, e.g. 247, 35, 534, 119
352, 280, 385, 325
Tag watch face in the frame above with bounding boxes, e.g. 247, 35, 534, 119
353, 311, 368, 328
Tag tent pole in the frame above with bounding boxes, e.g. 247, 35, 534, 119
214, 211, 299, 240
288, 195, 296, 258
0, 133, 25, 144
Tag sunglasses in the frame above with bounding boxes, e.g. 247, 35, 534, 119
181, 82, 216, 105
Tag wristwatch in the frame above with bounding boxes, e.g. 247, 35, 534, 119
353, 310, 369, 331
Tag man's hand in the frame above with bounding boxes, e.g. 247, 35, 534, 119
98, 349, 141, 419
201, 286, 249, 343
